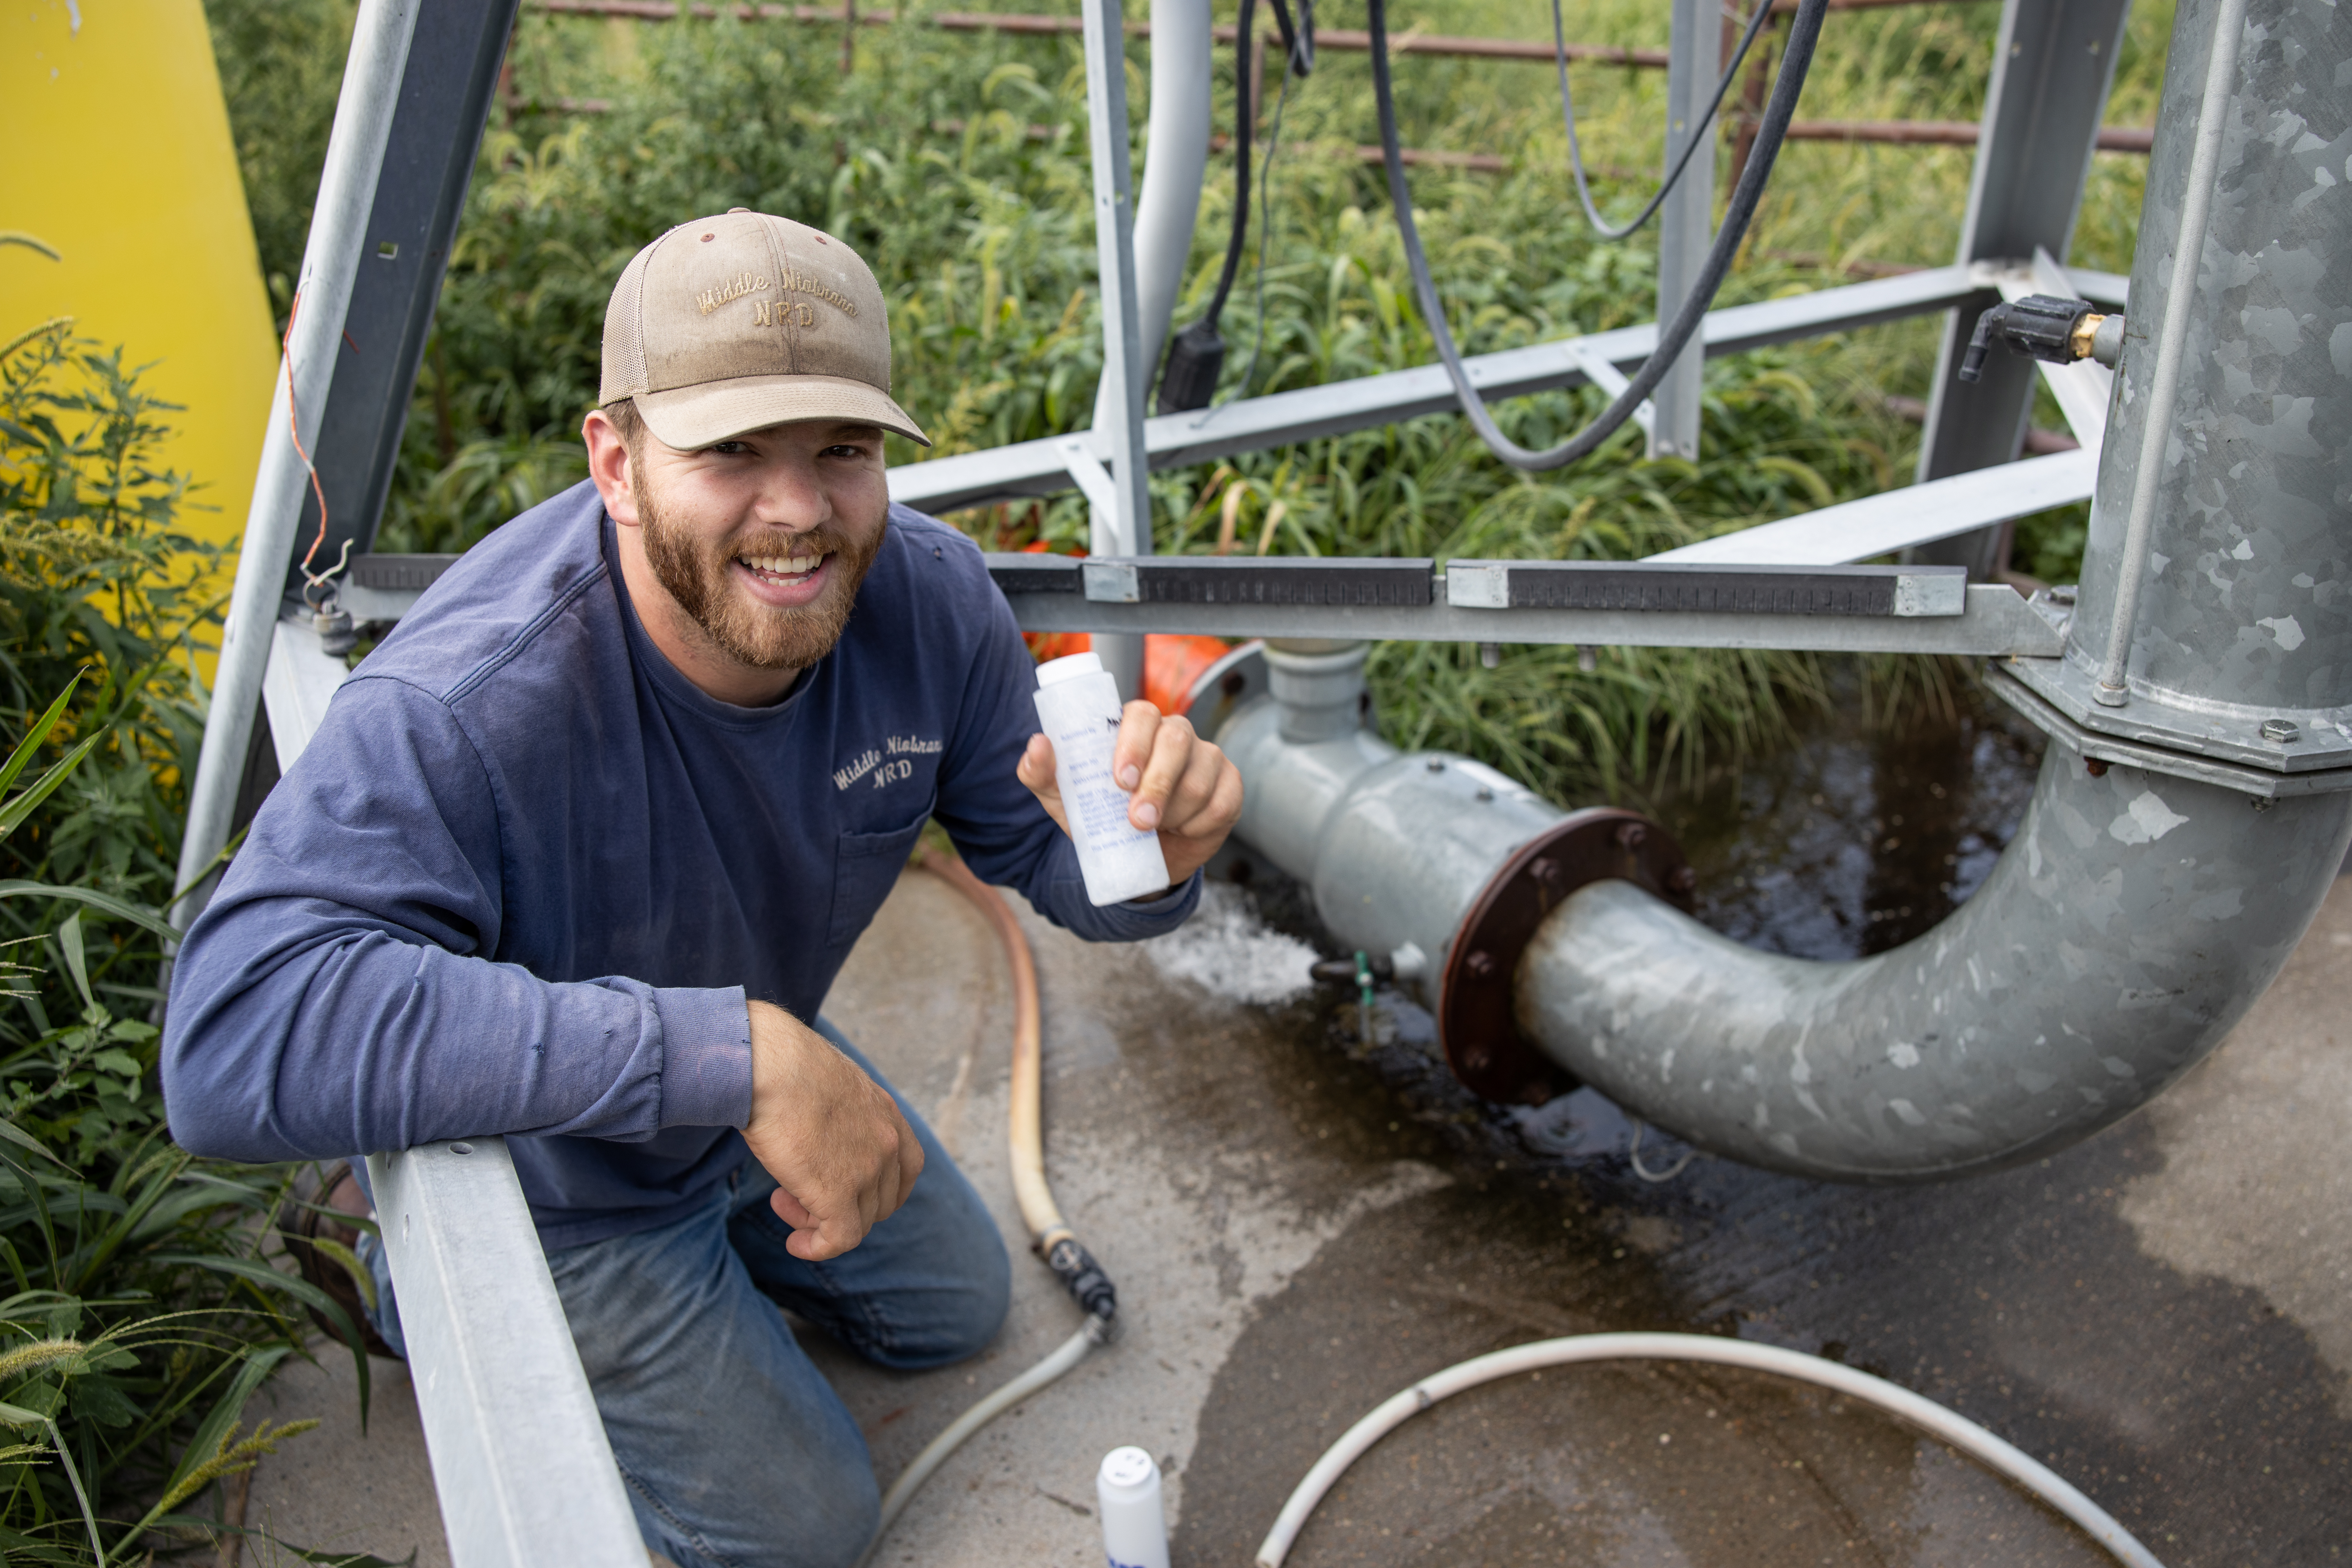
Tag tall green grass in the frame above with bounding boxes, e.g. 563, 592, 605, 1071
207, 0, 2175, 800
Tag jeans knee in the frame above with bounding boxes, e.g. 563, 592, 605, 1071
895, 1224, 1011, 1369
958, 1230, 1014, 1355
808, 1457, 881, 1568
630, 1445, 877, 1568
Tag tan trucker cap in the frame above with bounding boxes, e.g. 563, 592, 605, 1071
599, 209, 929, 449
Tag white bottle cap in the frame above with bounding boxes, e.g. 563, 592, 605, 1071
1098, 1446, 1157, 1493
1036, 651, 1105, 688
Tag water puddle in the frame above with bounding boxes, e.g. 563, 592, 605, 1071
1650, 669, 2045, 963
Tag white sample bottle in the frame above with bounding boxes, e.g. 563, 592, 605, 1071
1034, 652, 1170, 906
1096, 1446, 1171, 1568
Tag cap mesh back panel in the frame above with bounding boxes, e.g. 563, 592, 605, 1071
601, 242, 656, 403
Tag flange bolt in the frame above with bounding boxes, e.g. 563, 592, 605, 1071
1465, 951, 1497, 978
2260, 718, 2301, 743
1615, 822, 1648, 851
1667, 865, 1698, 894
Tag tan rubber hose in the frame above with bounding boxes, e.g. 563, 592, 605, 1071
912, 846, 1069, 1251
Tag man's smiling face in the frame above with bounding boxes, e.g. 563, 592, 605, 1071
600, 413, 892, 680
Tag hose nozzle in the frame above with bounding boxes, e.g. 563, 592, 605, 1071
1959, 294, 2113, 383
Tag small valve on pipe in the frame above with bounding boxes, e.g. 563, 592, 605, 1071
1958, 294, 2124, 382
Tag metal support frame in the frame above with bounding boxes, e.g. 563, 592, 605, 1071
369, 1139, 641, 1567
173, 0, 425, 925
252, 616, 643, 1568
1907, 0, 2131, 580
280, 0, 523, 600
1649, 0, 1721, 461
1079, 0, 1153, 699
997, 559, 2058, 656
887, 262, 2129, 517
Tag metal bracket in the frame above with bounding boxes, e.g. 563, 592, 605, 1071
1996, 652, 2352, 783
1445, 560, 1966, 617
1987, 663, 2352, 797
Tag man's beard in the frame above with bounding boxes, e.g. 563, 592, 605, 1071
637, 479, 886, 672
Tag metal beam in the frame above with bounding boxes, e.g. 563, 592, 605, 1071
173, 0, 424, 927
888, 265, 1986, 514
1649, 0, 1719, 461
282, 0, 523, 597
1647, 448, 2096, 566
1000, 577, 2062, 655
1079, 0, 1151, 699
248, 618, 641, 1568
369, 1140, 642, 1568
1907, 0, 2130, 580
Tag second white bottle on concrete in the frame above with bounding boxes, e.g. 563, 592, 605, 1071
1097, 1447, 1170, 1568
1033, 652, 1169, 906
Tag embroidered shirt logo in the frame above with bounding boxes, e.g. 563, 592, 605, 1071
834, 737, 940, 791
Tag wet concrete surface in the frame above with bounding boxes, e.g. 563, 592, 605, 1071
244, 684, 2352, 1566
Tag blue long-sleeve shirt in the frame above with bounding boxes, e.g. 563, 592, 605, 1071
162, 481, 1199, 1247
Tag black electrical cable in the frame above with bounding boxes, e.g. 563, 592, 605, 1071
1231, 62, 1295, 402
1268, 0, 1314, 75
1157, 0, 1312, 413
1556, 0, 1775, 240
1368, 0, 1828, 471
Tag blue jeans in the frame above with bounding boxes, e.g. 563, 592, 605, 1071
359, 1019, 1012, 1568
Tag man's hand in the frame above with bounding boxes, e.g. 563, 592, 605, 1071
741, 1001, 923, 1260
1016, 702, 1245, 892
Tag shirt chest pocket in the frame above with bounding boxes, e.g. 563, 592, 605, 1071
828, 812, 932, 947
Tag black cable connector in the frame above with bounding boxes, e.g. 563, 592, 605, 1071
1958, 295, 2100, 383
1044, 1236, 1118, 1323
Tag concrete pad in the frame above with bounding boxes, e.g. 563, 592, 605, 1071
2119, 881, 2352, 1416
239, 865, 2352, 1567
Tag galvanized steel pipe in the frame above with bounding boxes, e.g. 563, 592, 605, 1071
1510, 0, 2352, 1180
1518, 755, 2352, 1181
2072, 0, 2351, 721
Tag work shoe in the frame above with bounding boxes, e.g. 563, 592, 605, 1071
278, 1160, 401, 1360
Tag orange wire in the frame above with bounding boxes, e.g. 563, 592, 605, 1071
281, 290, 334, 579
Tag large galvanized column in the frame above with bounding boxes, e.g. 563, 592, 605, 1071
1647, 0, 1721, 462
1907, 0, 2130, 580
2058, 0, 2352, 738
1080, 0, 1153, 701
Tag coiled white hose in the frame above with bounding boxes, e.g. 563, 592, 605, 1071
1254, 1331, 2167, 1568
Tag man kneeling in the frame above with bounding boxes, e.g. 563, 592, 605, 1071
162, 210, 1241, 1568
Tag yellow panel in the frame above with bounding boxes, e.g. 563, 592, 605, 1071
1, 0, 282, 638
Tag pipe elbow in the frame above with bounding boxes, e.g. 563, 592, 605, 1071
1518, 749, 2352, 1183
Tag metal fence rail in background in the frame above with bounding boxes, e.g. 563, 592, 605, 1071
520, 0, 2157, 161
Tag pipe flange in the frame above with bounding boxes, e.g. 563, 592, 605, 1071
1439, 807, 1696, 1106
